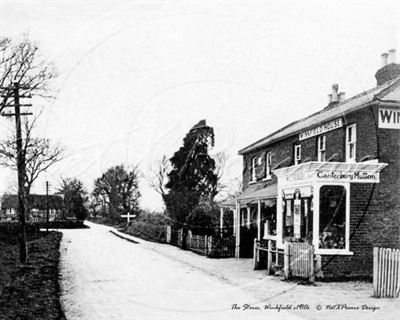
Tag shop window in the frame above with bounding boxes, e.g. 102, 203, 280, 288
319, 185, 346, 249
264, 151, 272, 179
317, 135, 326, 162
282, 188, 313, 242
262, 202, 276, 238
346, 124, 356, 162
294, 144, 301, 165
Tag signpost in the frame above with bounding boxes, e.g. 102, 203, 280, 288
121, 212, 136, 223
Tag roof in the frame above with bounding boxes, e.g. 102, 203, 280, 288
219, 183, 277, 208
1, 194, 63, 210
239, 77, 400, 155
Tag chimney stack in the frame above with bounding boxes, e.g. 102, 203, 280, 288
326, 84, 344, 108
375, 49, 400, 85
381, 52, 389, 67
331, 84, 339, 102
388, 49, 397, 64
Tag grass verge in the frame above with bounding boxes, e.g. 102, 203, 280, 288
0, 231, 65, 320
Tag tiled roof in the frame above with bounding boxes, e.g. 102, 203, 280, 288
1, 194, 63, 210
239, 77, 400, 155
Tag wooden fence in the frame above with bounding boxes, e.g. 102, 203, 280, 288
373, 247, 400, 298
166, 226, 235, 258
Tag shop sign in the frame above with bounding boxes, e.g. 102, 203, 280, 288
316, 170, 380, 183
299, 118, 343, 141
379, 107, 400, 129
283, 186, 313, 199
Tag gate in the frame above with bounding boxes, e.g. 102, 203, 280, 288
284, 242, 315, 282
373, 247, 400, 298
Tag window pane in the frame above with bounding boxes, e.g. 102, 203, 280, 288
319, 185, 346, 249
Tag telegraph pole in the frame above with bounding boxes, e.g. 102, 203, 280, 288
0, 82, 32, 264
46, 181, 49, 233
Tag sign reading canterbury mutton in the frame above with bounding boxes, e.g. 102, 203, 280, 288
316, 170, 380, 183
299, 118, 343, 140
378, 107, 400, 129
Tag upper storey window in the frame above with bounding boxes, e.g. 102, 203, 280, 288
264, 151, 272, 179
251, 156, 257, 182
345, 124, 356, 162
294, 144, 301, 165
317, 135, 326, 162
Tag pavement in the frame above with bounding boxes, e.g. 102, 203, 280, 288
59, 222, 399, 320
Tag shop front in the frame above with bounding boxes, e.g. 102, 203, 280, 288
273, 161, 387, 257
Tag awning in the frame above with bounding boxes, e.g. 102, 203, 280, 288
219, 183, 278, 208
237, 183, 277, 205
219, 199, 236, 208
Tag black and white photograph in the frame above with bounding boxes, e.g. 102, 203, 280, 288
0, 1, 399, 319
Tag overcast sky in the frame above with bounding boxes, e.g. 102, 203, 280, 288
0, 1, 399, 211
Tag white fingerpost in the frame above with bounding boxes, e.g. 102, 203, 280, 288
121, 212, 136, 223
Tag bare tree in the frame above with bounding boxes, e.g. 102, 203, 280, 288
0, 114, 64, 197
148, 155, 171, 199
0, 36, 57, 101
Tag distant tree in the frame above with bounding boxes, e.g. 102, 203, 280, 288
92, 164, 140, 221
57, 177, 88, 220
0, 115, 64, 199
210, 151, 228, 208
148, 155, 170, 200
164, 120, 217, 225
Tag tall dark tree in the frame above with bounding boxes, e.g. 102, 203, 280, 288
164, 120, 218, 224
57, 177, 88, 220
92, 164, 140, 221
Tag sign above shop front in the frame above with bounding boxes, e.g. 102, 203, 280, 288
378, 107, 400, 129
274, 161, 388, 185
299, 118, 343, 141
315, 170, 380, 183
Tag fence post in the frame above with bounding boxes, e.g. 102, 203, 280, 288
178, 228, 183, 247
188, 230, 192, 249
166, 226, 171, 243
309, 245, 315, 283
284, 242, 290, 280
373, 247, 378, 297
208, 236, 212, 257
253, 238, 258, 269
267, 240, 273, 275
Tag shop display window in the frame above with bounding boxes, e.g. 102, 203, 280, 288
319, 185, 346, 249
282, 188, 313, 242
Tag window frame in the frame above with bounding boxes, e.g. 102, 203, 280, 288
314, 183, 352, 255
264, 151, 272, 180
317, 135, 326, 162
294, 144, 302, 165
251, 156, 257, 182
345, 124, 357, 163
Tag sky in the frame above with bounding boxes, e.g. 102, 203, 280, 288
0, 1, 399, 211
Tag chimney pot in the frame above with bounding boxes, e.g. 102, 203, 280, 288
331, 84, 339, 102
327, 93, 332, 104
388, 49, 396, 64
381, 52, 389, 67
339, 92, 346, 102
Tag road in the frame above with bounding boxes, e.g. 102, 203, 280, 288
59, 222, 300, 320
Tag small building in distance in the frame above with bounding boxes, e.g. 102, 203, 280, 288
0, 194, 63, 222
221, 49, 400, 278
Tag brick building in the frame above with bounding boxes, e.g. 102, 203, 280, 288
221, 49, 400, 278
